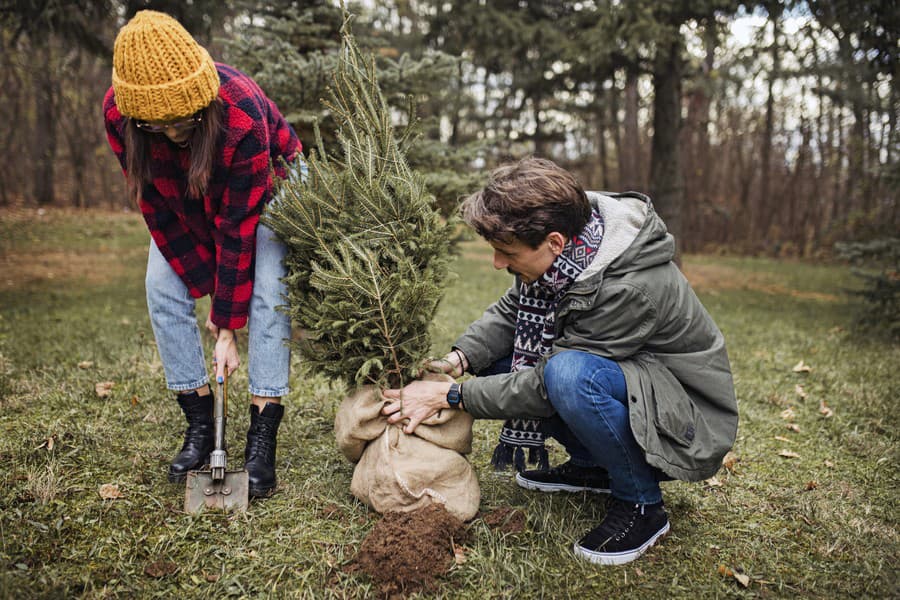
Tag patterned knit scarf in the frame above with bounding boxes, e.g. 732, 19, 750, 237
491, 211, 605, 472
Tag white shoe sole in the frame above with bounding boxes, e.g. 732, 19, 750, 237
515, 472, 610, 494
573, 521, 670, 565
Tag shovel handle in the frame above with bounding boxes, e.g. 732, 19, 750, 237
214, 370, 227, 453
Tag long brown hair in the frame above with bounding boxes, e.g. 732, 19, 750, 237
123, 97, 224, 203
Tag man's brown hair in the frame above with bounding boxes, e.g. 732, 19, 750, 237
461, 157, 591, 248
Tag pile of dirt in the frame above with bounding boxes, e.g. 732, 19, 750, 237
348, 503, 469, 597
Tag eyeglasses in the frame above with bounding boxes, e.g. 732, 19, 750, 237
134, 114, 203, 133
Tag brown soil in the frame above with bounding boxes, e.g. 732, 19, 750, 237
348, 504, 469, 597
482, 507, 526, 534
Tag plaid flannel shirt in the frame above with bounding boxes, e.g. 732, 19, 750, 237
103, 64, 301, 329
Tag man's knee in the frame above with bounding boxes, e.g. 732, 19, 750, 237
543, 351, 587, 413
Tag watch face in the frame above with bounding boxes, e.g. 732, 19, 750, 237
447, 383, 461, 407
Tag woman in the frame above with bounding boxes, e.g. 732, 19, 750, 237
103, 10, 301, 498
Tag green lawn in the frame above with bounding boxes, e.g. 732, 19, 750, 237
0, 208, 897, 598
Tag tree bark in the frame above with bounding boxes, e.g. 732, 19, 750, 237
620, 69, 641, 191
34, 42, 57, 206
649, 35, 685, 263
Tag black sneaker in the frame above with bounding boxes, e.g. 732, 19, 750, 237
515, 460, 611, 494
574, 497, 670, 565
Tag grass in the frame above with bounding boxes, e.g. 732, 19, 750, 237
0, 207, 897, 598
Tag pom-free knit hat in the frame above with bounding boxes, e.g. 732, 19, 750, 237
112, 10, 220, 122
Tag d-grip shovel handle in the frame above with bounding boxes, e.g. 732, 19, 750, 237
210, 371, 228, 480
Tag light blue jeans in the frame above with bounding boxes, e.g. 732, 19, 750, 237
541, 350, 663, 504
145, 223, 291, 397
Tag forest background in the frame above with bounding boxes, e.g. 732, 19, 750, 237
0, 0, 896, 258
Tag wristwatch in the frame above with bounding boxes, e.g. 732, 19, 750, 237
446, 382, 463, 409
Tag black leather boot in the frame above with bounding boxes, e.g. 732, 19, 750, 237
167, 390, 215, 483
244, 402, 284, 498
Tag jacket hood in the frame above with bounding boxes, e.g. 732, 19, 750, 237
579, 191, 675, 280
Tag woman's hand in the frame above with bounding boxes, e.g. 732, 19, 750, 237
382, 380, 454, 435
213, 328, 239, 382
423, 349, 468, 378
205, 310, 219, 339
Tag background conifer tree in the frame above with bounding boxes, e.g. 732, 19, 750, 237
265, 22, 453, 390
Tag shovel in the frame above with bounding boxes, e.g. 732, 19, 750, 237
184, 371, 249, 513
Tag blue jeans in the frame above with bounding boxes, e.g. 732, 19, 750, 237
145, 223, 291, 397
542, 350, 662, 504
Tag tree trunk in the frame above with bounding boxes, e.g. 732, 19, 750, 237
34, 42, 57, 205
620, 69, 641, 190
649, 34, 684, 263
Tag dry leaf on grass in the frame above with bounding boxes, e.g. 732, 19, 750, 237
774, 435, 792, 443
98, 483, 123, 499
77, 361, 94, 369
705, 476, 724, 487
824, 460, 835, 468
717, 564, 750, 587
805, 481, 818, 491
722, 451, 739, 470
794, 384, 808, 400
818, 400, 834, 418
792, 360, 812, 373
786, 423, 801, 433
778, 449, 800, 459
95, 381, 115, 398
144, 559, 177, 578
780, 407, 796, 420
453, 543, 468, 565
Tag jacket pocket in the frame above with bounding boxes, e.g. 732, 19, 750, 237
649, 365, 698, 448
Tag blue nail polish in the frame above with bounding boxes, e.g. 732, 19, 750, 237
216, 376, 223, 383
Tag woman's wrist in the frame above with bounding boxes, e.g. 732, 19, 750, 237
217, 328, 235, 342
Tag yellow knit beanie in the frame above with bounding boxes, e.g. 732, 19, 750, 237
112, 10, 220, 122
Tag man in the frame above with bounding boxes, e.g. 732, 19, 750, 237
382, 157, 738, 565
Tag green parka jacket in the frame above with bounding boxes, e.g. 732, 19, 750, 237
454, 192, 738, 482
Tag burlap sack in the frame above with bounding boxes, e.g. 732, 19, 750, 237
334, 374, 480, 521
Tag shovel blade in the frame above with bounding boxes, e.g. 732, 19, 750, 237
184, 469, 250, 514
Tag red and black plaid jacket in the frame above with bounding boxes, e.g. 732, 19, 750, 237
103, 64, 301, 330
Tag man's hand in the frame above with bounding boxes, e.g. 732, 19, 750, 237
382, 380, 454, 435
423, 349, 468, 378
213, 328, 239, 382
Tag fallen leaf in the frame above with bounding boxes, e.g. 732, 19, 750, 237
792, 360, 812, 373
77, 361, 94, 369
95, 381, 115, 398
722, 451, 739, 470
774, 435, 792, 443
780, 407, 796, 420
705, 476, 723, 487
818, 400, 834, 418
144, 559, 177, 578
717, 564, 732, 577
733, 571, 750, 587
99, 483, 123, 499
778, 449, 800, 459
805, 481, 818, 490
453, 543, 468, 565
634, 567, 644, 577
824, 460, 834, 468
786, 423, 801, 433
131, 395, 140, 406
47, 436, 54, 451
205, 572, 220, 582
794, 384, 807, 400
142, 412, 161, 423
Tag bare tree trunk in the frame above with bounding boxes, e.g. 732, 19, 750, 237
620, 69, 641, 191
608, 84, 621, 190
757, 4, 782, 243
34, 42, 57, 205
597, 102, 610, 190
649, 35, 685, 263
